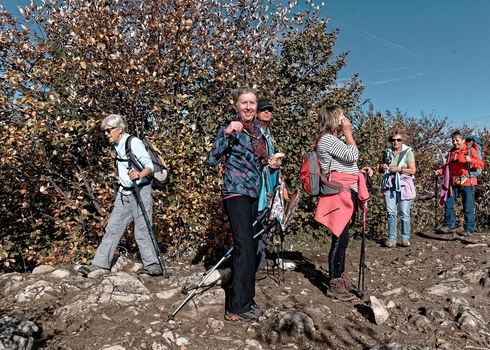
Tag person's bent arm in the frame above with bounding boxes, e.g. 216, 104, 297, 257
340, 117, 357, 148
393, 161, 416, 176
206, 127, 236, 166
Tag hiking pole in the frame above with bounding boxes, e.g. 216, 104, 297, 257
433, 175, 438, 231
168, 245, 232, 320
109, 172, 118, 198
131, 176, 171, 278
465, 157, 476, 200
354, 201, 367, 298
168, 219, 277, 320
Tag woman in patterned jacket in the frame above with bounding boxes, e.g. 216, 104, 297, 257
206, 86, 268, 321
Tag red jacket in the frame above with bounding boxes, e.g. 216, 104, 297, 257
437, 144, 484, 186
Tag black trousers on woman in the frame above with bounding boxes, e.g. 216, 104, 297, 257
329, 192, 357, 279
224, 195, 259, 314
329, 221, 351, 279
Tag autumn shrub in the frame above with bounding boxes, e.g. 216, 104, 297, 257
0, 1, 488, 272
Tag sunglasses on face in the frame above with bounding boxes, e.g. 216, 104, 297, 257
103, 126, 117, 134
390, 138, 403, 142
258, 108, 273, 113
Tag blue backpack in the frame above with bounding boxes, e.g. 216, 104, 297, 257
465, 135, 484, 177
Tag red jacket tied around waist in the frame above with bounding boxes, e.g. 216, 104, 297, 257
314, 172, 370, 237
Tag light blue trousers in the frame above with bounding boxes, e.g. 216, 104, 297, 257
92, 185, 159, 269
384, 188, 412, 240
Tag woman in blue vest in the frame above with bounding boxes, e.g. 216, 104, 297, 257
378, 131, 416, 248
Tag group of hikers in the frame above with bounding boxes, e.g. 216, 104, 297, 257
78, 86, 484, 321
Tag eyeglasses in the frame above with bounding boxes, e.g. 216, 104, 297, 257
390, 138, 403, 142
258, 108, 273, 113
103, 126, 117, 134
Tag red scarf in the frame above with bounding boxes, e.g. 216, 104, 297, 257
234, 115, 269, 166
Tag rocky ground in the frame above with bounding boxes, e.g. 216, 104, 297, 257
1, 229, 490, 350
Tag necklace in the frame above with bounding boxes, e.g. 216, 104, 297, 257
242, 129, 260, 140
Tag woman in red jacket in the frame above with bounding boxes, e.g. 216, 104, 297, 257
436, 131, 484, 236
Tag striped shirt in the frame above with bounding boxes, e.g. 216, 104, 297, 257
317, 133, 359, 175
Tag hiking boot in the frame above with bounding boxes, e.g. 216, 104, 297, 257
137, 263, 163, 276
79, 264, 106, 276
459, 231, 472, 237
327, 278, 356, 301
384, 238, 396, 248
437, 226, 456, 234
341, 271, 356, 293
401, 239, 410, 247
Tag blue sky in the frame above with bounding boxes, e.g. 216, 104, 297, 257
3, 0, 489, 130
309, 0, 490, 130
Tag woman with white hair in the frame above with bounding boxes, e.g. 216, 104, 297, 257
79, 114, 161, 276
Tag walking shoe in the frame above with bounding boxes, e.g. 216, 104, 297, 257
79, 264, 106, 276
224, 310, 259, 322
326, 278, 356, 301
459, 231, 472, 237
341, 271, 356, 293
437, 226, 456, 234
250, 304, 267, 316
401, 239, 410, 247
137, 263, 163, 276
384, 238, 397, 248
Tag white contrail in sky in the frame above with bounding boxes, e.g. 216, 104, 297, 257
329, 19, 423, 60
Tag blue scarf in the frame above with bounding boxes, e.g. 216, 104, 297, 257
381, 144, 411, 192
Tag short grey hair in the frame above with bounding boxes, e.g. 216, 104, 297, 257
101, 114, 127, 133
232, 86, 257, 105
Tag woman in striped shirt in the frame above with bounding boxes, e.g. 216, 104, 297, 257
314, 105, 365, 301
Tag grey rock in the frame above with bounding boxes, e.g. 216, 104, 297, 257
261, 308, 315, 342
0, 273, 25, 296
461, 270, 486, 285
370, 296, 389, 325
0, 316, 38, 350
50, 268, 71, 278
409, 314, 431, 332
381, 287, 406, 297
369, 344, 430, 350
438, 265, 465, 278
424, 278, 472, 295
425, 307, 449, 323
31, 265, 55, 274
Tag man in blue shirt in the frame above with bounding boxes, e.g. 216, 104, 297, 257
255, 99, 282, 279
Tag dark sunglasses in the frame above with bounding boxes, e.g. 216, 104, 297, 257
258, 107, 273, 113
390, 138, 403, 142
103, 126, 117, 134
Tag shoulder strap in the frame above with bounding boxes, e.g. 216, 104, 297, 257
315, 133, 334, 174
396, 148, 410, 167
115, 136, 142, 172
314, 133, 324, 151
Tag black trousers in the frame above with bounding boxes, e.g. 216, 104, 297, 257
224, 195, 259, 314
329, 221, 351, 279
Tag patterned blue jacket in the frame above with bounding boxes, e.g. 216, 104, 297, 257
206, 121, 263, 199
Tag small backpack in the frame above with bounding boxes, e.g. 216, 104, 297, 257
465, 135, 484, 177
121, 136, 169, 190
299, 134, 344, 196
